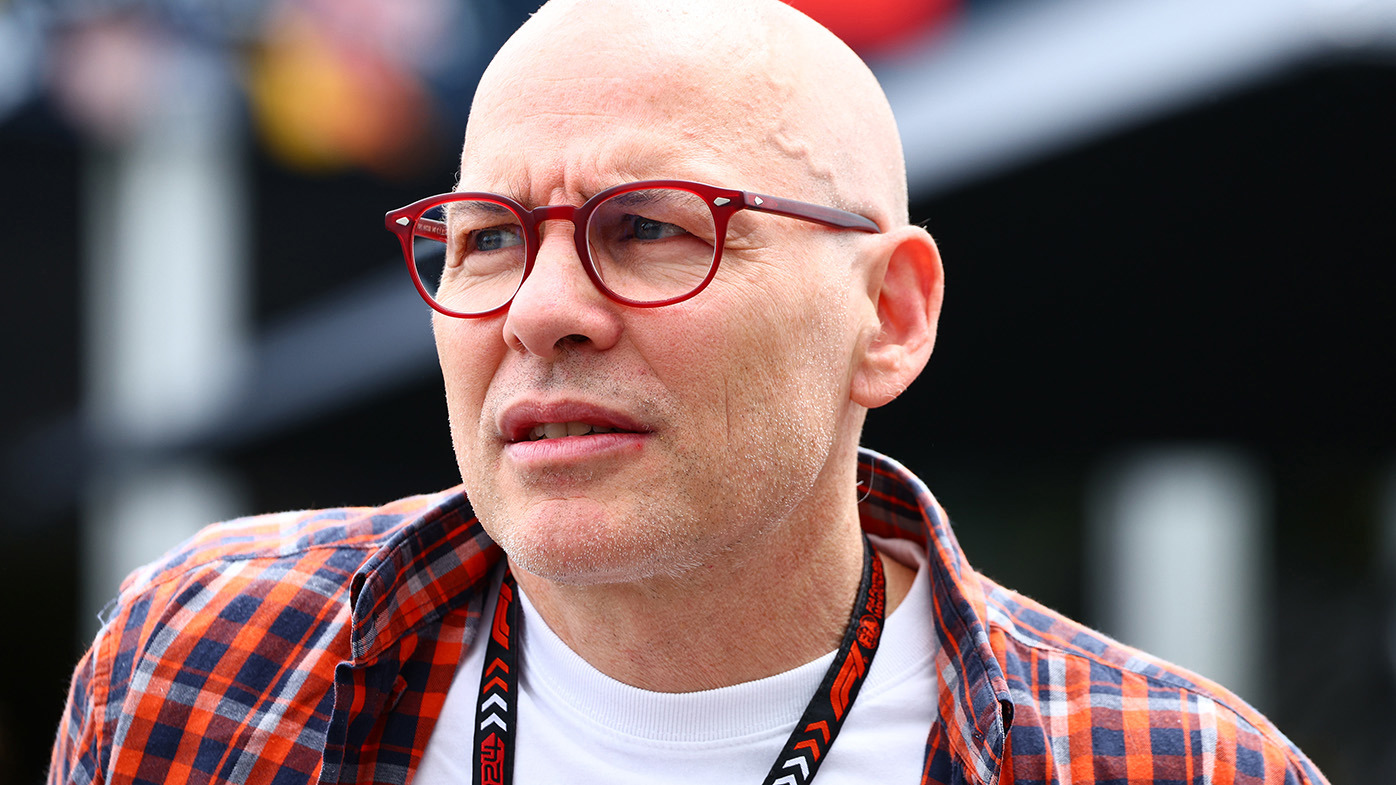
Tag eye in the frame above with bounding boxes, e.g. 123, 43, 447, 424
471, 225, 524, 252
625, 215, 688, 241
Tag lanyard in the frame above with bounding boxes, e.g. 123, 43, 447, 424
472, 536, 887, 785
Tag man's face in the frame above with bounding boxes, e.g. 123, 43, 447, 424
436, 28, 871, 585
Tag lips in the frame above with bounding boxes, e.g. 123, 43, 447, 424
499, 400, 650, 444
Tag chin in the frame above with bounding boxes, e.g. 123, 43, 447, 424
485, 498, 706, 586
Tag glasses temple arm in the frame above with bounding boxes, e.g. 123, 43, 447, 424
414, 217, 447, 240
742, 193, 881, 233
384, 211, 450, 241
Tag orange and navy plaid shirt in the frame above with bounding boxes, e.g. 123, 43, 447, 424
50, 449, 1328, 785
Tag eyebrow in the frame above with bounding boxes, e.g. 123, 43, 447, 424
445, 200, 514, 223
602, 189, 690, 209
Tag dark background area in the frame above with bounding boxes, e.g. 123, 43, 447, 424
2, 35, 1392, 785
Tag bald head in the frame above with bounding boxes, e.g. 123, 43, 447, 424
462, 0, 908, 225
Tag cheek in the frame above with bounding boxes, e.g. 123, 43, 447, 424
748, 300, 850, 423
433, 316, 506, 464
723, 261, 854, 380
665, 270, 854, 448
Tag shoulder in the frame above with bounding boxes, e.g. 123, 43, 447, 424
97, 488, 465, 658
980, 577, 1328, 785
118, 490, 457, 599
52, 489, 468, 783
97, 488, 469, 667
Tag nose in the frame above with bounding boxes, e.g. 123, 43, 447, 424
501, 215, 623, 359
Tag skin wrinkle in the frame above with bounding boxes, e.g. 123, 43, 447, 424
722, 374, 732, 466
434, 0, 939, 692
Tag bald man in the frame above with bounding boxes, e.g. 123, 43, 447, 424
51, 1, 1327, 784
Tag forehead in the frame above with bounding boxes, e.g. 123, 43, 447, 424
459, 26, 797, 199
460, 119, 743, 199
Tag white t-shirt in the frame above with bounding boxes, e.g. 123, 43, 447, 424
415, 537, 937, 784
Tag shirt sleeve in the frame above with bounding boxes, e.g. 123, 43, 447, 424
49, 636, 108, 785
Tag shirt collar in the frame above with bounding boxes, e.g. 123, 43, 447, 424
347, 448, 1012, 783
855, 448, 1013, 785
347, 487, 502, 663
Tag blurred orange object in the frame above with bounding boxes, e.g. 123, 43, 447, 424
247, 11, 436, 176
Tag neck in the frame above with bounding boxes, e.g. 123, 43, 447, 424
509, 499, 915, 693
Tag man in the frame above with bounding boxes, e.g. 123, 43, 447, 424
51, 0, 1328, 783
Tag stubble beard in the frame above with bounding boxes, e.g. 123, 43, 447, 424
453, 272, 855, 589
458, 368, 845, 590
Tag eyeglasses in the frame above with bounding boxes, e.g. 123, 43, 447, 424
384, 179, 881, 318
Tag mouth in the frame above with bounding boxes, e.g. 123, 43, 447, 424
500, 401, 651, 445
522, 421, 624, 441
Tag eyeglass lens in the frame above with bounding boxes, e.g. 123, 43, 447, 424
410, 188, 719, 314
412, 199, 527, 315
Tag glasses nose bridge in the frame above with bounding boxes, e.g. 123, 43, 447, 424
526, 202, 593, 264
529, 203, 581, 229
528, 202, 587, 249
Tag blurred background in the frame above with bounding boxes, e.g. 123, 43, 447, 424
1, 0, 1393, 781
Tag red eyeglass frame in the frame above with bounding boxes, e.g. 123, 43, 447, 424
384, 179, 882, 318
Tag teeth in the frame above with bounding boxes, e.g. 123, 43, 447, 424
525, 422, 617, 441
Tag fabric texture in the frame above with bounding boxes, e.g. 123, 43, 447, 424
411, 541, 937, 784
50, 448, 1329, 785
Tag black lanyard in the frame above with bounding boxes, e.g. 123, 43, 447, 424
472, 536, 886, 785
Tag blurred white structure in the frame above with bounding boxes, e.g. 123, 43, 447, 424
1088, 448, 1269, 706
883, 0, 1396, 199
1382, 460, 1396, 683
80, 43, 249, 634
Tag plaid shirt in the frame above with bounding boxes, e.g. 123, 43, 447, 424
51, 449, 1327, 785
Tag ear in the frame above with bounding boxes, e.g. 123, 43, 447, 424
850, 225, 944, 409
